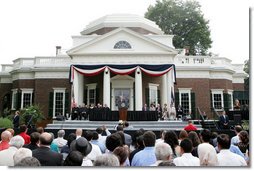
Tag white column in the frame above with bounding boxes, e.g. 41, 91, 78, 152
103, 67, 111, 107
73, 70, 79, 106
161, 74, 168, 106
77, 72, 84, 106
135, 67, 142, 110
167, 70, 172, 105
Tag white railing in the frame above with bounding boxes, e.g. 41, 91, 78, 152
13, 58, 34, 69
34, 57, 71, 66
174, 55, 211, 65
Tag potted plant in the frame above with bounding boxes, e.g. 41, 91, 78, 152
20, 105, 45, 128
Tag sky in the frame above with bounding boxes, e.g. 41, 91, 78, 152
0, 0, 251, 68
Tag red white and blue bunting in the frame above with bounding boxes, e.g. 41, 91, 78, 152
70, 64, 176, 83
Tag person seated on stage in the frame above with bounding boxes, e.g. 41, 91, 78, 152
156, 104, 162, 120
149, 103, 156, 111
200, 111, 208, 120
169, 103, 176, 120
71, 106, 79, 120
79, 104, 87, 120
162, 104, 169, 120
234, 99, 241, 110
184, 120, 197, 131
219, 110, 229, 130
142, 104, 149, 111
177, 105, 183, 120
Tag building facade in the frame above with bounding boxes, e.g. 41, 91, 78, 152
0, 14, 248, 119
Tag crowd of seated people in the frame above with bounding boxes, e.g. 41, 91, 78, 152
0, 123, 249, 167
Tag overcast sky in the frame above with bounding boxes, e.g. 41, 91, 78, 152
0, 0, 251, 67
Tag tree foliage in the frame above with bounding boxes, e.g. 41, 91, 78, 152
145, 0, 212, 55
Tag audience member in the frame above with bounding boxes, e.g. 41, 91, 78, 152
0, 135, 25, 166
164, 131, 180, 158
63, 151, 84, 166
105, 133, 123, 152
173, 138, 200, 166
155, 130, 166, 145
237, 131, 249, 154
90, 131, 106, 153
178, 130, 188, 144
197, 129, 218, 166
158, 160, 176, 166
130, 129, 144, 151
153, 142, 174, 166
49, 132, 59, 152
116, 125, 132, 146
13, 147, 32, 165
129, 133, 144, 163
96, 125, 111, 145
94, 153, 120, 166
188, 131, 201, 157
15, 157, 41, 166
217, 134, 247, 166
70, 137, 93, 166
53, 129, 67, 151
36, 127, 44, 134
61, 133, 76, 160
32, 132, 63, 166
84, 130, 102, 162
113, 146, 129, 166
231, 125, 242, 145
211, 132, 218, 147
76, 128, 83, 139
18, 125, 31, 144
0, 130, 12, 151
184, 120, 197, 131
6, 128, 15, 137
131, 131, 157, 166
23, 132, 40, 150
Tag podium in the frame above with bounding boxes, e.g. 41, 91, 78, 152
119, 107, 128, 121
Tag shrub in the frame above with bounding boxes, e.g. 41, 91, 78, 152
0, 117, 13, 129
20, 105, 45, 125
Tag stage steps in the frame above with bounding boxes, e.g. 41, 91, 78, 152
45, 120, 203, 131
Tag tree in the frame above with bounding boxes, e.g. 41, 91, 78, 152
145, 0, 212, 55
243, 59, 249, 90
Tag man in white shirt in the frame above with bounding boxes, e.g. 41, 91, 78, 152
231, 125, 242, 145
52, 129, 67, 151
96, 126, 111, 145
217, 134, 247, 166
173, 138, 200, 166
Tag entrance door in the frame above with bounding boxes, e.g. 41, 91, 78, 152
114, 88, 130, 109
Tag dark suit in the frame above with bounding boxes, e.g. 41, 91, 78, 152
13, 115, 20, 129
32, 146, 63, 166
219, 114, 229, 129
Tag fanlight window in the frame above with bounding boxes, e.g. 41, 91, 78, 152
114, 41, 132, 49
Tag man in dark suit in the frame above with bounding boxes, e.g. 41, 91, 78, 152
32, 132, 63, 166
13, 110, 20, 129
219, 110, 229, 129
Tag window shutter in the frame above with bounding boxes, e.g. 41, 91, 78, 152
145, 88, 149, 106
223, 93, 228, 111
32, 92, 35, 105
157, 90, 161, 105
210, 93, 213, 110
16, 91, 22, 110
84, 89, 87, 105
175, 92, 179, 108
65, 92, 69, 115
48, 92, 54, 118
191, 92, 196, 119
96, 88, 99, 105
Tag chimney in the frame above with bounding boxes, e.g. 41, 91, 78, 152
56, 46, 61, 56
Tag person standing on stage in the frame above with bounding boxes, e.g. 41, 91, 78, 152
169, 103, 176, 120
162, 104, 169, 120
177, 104, 184, 120
156, 104, 162, 120
13, 110, 20, 129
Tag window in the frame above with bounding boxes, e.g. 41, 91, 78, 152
86, 83, 97, 105
211, 89, 224, 111
228, 90, 233, 110
11, 89, 18, 110
21, 89, 33, 109
114, 41, 132, 49
178, 88, 191, 114
149, 84, 158, 106
53, 88, 65, 117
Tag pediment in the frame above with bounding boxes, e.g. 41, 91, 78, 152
67, 28, 177, 56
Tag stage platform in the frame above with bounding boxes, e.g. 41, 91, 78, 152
45, 120, 203, 131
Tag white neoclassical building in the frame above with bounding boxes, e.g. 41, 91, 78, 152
0, 14, 248, 119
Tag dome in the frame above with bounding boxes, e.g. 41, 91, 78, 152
80, 13, 164, 35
